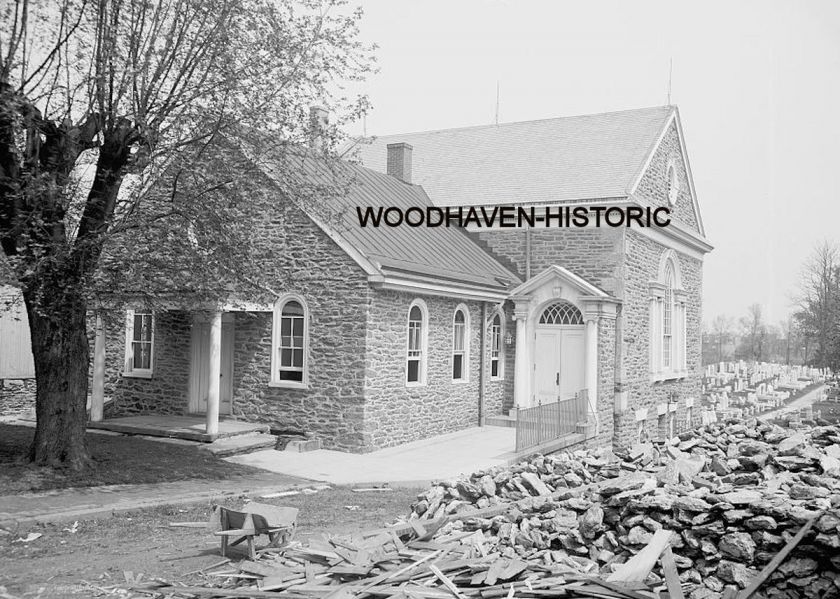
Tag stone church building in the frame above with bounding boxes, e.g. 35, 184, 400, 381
0, 105, 711, 453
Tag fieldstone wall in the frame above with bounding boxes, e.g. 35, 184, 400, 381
364, 290, 505, 450
222, 200, 372, 453
634, 121, 701, 234
103, 311, 193, 416
477, 228, 624, 295
596, 316, 616, 447
615, 229, 703, 450
0, 378, 36, 415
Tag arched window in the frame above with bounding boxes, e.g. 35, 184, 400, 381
539, 301, 583, 325
490, 312, 504, 380
406, 300, 428, 385
452, 306, 469, 381
271, 296, 308, 386
650, 251, 687, 379
663, 261, 674, 368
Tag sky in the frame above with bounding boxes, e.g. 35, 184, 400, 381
345, 0, 840, 328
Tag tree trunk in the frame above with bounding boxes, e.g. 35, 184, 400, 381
24, 281, 91, 469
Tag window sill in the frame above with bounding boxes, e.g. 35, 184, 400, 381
269, 380, 308, 390
490, 376, 505, 382
650, 370, 687, 383
406, 381, 427, 388
123, 371, 153, 379
451, 378, 470, 385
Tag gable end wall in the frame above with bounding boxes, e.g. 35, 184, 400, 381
635, 122, 700, 234
103, 198, 374, 452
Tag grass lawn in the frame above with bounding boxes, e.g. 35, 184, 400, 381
813, 400, 840, 423
0, 423, 265, 495
0, 486, 424, 597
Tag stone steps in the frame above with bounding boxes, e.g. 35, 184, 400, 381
200, 432, 278, 457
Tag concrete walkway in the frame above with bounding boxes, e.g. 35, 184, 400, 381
227, 426, 517, 485
0, 471, 307, 529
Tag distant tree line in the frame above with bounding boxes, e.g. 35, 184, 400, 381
702, 241, 840, 370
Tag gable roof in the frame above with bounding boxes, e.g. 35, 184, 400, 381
255, 152, 520, 299
351, 106, 674, 207
508, 265, 612, 300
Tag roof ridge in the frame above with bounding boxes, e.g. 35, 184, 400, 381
362, 105, 674, 139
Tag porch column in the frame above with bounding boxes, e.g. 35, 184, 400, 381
91, 313, 106, 422
205, 311, 222, 435
513, 302, 530, 409
584, 315, 599, 418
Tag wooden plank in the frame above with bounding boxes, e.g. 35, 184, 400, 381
736, 514, 821, 599
356, 549, 444, 594
151, 586, 311, 598
238, 560, 294, 578
606, 529, 672, 583
429, 564, 468, 599
484, 560, 506, 586
659, 547, 684, 599
169, 521, 207, 528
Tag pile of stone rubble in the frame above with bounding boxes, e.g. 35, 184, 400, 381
410, 420, 840, 599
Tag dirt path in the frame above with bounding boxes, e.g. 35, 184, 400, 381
0, 486, 422, 598
757, 383, 827, 421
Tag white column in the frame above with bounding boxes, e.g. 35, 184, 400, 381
513, 308, 530, 409
91, 313, 106, 422
681, 303, 688, 372
205, 311, 222, 435
584, 316, 599, 417
649, 297, 657, 374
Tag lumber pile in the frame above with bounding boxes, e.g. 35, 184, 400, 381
135, 419, 840, 599
143, 509, 674, 599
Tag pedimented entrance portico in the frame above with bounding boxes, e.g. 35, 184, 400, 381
509, 266, 619, 425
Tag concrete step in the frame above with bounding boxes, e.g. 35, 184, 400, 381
200, 432, 278, 457
486, 414, 517, 428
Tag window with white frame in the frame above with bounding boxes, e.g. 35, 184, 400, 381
490, 312, 503, 380
406, 300, 428, 385
452, 307, 469, 381
271, 297, 308, 386
663, 262, 674, 369
124, 309, 154, 377
650, 252, 687, 380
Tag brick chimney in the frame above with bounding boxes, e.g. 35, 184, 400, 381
386, 142, 413, 184
309, 106, 328, 151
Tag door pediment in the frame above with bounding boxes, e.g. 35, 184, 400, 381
508, 265, 619, 321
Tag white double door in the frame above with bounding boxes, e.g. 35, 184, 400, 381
533, 326, 585, 404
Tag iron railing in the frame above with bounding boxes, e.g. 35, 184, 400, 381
515, 389, 589, 453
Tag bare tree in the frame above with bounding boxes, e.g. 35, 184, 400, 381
709, 314, 733, 363
795, 242, 840, 370
0, 0, 374, 468
738, 303, 766, 363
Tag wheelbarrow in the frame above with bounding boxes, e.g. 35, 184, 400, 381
208, 502, 298, 559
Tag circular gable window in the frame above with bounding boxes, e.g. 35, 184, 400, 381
666, 162, 679, 205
